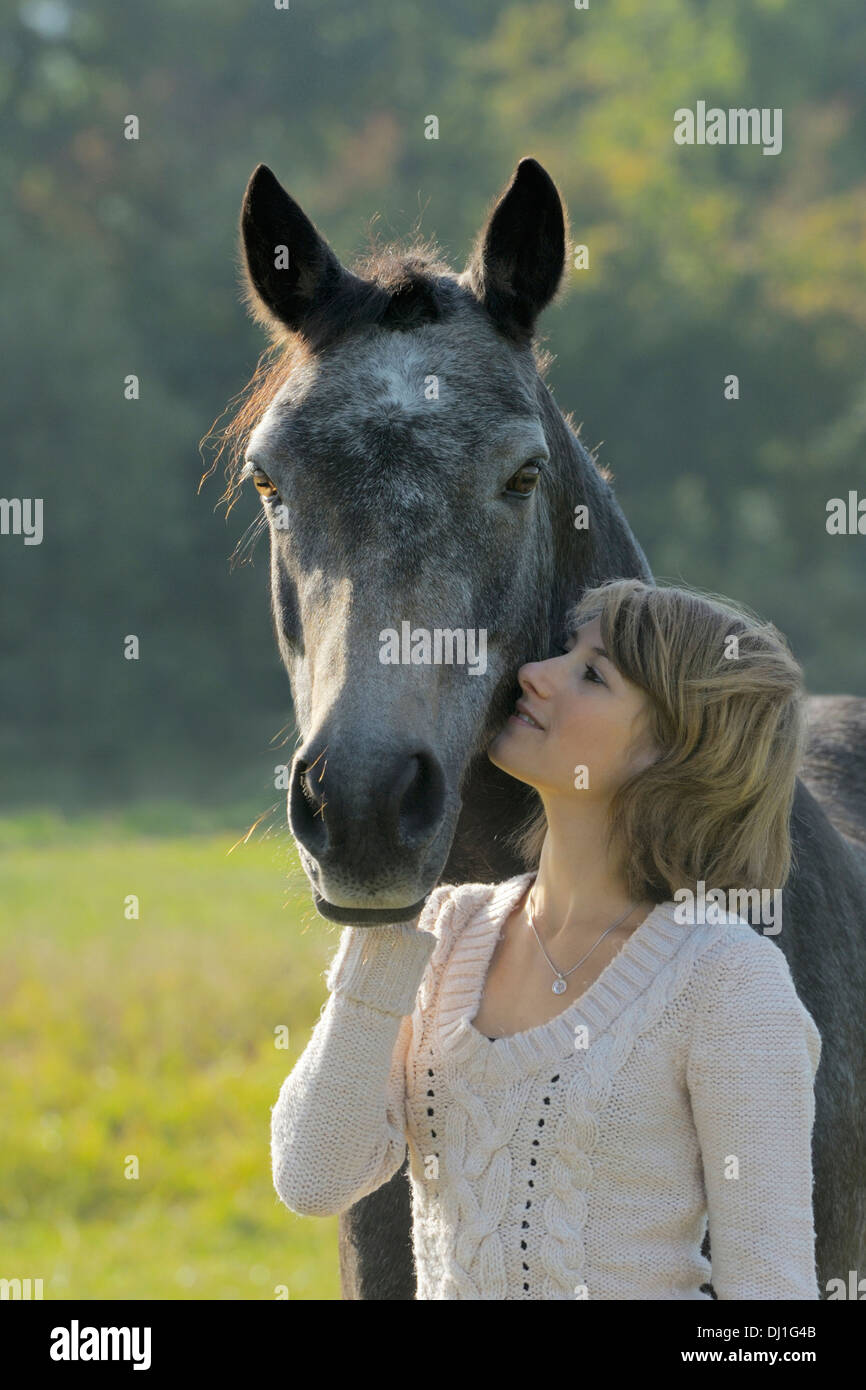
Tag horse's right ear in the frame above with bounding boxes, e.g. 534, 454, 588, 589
461, 157, 568, 342
239, 164, 351, 338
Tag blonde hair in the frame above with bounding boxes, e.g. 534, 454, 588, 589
505, 578, 807, 904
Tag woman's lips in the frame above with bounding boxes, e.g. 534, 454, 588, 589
510, 710, 543, 730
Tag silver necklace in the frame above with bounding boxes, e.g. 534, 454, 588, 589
526, 889, 638, 994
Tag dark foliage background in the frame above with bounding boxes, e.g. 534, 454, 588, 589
2, 0, 864, 812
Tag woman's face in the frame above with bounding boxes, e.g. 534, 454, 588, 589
487, 616, 658, 802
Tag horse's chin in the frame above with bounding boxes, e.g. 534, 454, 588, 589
312, 889, 429, 927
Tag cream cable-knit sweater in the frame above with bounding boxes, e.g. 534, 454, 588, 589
271, 871, 822, 1300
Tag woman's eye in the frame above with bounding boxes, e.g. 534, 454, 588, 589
252, 468, 279, 499
504, 460, 543, 497
554, 641, 604, 684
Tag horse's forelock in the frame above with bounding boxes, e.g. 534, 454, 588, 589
204, 243, 473, 506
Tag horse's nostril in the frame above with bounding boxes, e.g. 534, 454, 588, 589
289, 756, 329, 856
395, 750, 445, 849
290, 741, 447, 865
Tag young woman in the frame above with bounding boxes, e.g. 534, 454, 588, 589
270, 577, 822, 1300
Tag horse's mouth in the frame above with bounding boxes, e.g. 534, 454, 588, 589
312, 889, 430, 927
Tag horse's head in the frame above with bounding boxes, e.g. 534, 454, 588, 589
234, 159, 579, 923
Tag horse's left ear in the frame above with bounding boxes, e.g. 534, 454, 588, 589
461, 158, 568, 342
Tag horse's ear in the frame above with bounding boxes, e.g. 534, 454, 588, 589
239, 164, 351, 338
462, 157, 567, 341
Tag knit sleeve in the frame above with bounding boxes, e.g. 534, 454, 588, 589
686, 935, 823, 1300
270, 888, 452, 1219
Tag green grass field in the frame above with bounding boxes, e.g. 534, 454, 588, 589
0, 807, 348, 1299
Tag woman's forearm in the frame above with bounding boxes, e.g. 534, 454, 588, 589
270, 922, 437, 1218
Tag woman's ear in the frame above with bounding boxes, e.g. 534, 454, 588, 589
626, 713, 662, 777
633, 745, 661, 776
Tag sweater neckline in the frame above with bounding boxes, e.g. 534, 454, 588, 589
436, 871, 693, 1080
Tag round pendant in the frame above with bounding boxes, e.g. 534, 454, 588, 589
552, 977, 567, 994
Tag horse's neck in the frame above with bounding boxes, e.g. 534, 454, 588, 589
543, 389, 655, 603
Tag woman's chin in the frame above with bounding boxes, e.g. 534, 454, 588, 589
486, 730, 522, 776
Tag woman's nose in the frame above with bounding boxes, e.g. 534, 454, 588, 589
524, 645, 563, 672
518, 660, 550, 693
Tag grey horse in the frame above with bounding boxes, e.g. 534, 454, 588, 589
225, 156, 866, 1298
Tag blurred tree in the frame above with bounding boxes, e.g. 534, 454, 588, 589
1, 0, 863, 808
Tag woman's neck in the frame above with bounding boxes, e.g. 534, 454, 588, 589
528, 804, 652, 949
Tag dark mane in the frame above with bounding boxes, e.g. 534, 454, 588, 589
255, 236, 468, 353
348, 237, 463, 330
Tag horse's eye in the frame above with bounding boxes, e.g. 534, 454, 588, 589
504, 461, 542, 497
252, 468, 279, 499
